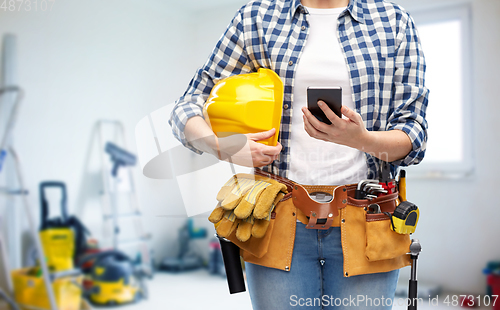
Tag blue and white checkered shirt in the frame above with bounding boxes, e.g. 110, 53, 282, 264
169, 0, 429, 180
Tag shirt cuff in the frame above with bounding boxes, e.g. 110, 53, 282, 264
169, 104, 205, 155
387, 121, 426, 167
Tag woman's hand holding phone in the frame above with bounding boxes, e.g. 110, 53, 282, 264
304, 86, 370, 149
302, 103, 414, 162
302, 102, 370, 151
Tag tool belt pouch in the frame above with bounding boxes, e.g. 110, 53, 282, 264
224, 194, 297, 271
225, 213, 275, 259
227, 197, 295, 260
211, 172, 296, 271
342, 189, 411, 277
365, 212, 410, 261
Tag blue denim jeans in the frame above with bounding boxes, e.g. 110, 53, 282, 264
245, 222, 400, 309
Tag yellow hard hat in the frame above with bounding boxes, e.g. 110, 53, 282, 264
203, 68, 284, 146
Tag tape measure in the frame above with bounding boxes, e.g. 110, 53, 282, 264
390, 201, 419, 234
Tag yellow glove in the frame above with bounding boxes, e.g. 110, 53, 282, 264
209, 174, 287, 242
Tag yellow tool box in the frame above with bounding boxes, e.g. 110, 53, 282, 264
11, 268, 82, 310
40, 228, 75, 273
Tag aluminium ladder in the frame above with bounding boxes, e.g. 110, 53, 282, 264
97, 120, 152, 275
0, 87, 57, 310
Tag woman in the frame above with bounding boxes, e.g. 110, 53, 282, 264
170, 0, 428, 308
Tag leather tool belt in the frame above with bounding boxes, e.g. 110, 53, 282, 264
244, 169, 411, 276
255, 169, 348, 229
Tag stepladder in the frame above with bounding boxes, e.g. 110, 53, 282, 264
97, 120, 152, 276
0, 86, 58, 310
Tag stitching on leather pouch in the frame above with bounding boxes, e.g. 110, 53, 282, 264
303, 185, 336, 194
348, 195, 396, 207
341, 208, 349, 276
287, 206, 295, 271
348, 200, 368, 207
366, 216, 390, 222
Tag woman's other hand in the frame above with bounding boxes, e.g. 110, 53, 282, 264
301, 101, 412, 162
218, 128, 282, 168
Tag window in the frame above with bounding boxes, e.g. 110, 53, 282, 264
407, 4, 473, 178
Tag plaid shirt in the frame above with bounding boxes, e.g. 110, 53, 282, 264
169, 0, 429, 180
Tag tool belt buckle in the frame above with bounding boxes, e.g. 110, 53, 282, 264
307, 209, 335, 229
292, 184, 347, 230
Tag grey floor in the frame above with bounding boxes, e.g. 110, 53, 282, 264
120, 270, 490, 310
122, 270, 252, 310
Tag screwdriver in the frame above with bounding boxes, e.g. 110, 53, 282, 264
399, 170, 407, 202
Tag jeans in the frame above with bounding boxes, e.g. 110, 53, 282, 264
245, 222, 400, 309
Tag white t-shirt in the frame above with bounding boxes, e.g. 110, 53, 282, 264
288, 6, 369, 185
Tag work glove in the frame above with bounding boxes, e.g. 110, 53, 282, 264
208, 174, 287, 242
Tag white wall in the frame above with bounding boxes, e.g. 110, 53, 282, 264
0, 0, 197, 267
179, 0, 250, 258
395, 0, 500, 294
1, 0, 499, 297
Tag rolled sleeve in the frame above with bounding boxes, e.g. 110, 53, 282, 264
168, 8, 252, 154
387, 13, 429, 167
169, 93, 206, 154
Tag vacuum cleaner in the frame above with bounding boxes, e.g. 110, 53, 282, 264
81, 250, 147, 306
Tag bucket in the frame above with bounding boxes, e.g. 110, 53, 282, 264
12, 268, 82, 310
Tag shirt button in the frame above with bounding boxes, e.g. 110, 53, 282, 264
283, 104, 289, 110
288, 60, 293, 66
301, 25, 306, 31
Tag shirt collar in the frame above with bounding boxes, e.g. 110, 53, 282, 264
290, 0, 304, 19
346, 0, 365, 24
291, 0, 365, 24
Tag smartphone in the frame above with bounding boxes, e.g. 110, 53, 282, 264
307, 86, 342, 125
